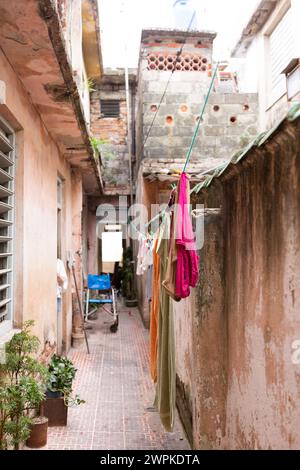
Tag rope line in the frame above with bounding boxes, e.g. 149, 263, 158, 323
182, 61, 220, 173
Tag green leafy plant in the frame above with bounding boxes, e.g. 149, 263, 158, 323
90, 136, 108, 153
47, 355, 84, 407
87, 76, 96, 93
0, 320, 48, 450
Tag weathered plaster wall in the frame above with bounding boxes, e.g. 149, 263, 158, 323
0, 48, 76, 352
223, 123, 300, 449
174, 118, 300, 449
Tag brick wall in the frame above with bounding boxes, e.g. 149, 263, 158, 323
90, 72, 136, 193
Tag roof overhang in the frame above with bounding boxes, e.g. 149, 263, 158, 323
232, 0, 278, 58
0, 0, 103, 195
82, 0, 103, 82
141, 28, 217, 43
140, 158, 217, 184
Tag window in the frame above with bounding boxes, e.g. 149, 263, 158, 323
100, 100, 120, 118
269, 7, 294, 105
0, 116, 15, 331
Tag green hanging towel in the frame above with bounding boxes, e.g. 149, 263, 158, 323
156, 213, 176, 432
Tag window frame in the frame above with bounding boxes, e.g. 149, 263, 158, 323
0, 115, 15, 336
100, 99, 120, 118
266, 5, 294, 108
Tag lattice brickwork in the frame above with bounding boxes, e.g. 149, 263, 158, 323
147, 53, 209, 71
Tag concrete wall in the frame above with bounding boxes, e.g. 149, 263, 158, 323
0, 48, 80, 353
174, 117, 300, 449
136, 31, 258, 173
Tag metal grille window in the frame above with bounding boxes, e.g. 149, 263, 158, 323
100, 100, 120, 118
269, 7, 294, 105
0, 116, 14, 329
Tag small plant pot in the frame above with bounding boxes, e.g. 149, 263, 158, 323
46, 389, 63, 399
26, 416, 48, 448
44, 396, 68, 426
125, 298, 138, 307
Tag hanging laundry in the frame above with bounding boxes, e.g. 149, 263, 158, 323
136, 235, 153, 276
156, 213, 176, 432
150, 237, 160, 383
175, 172, 199, 299
146, 264, 153, 301
162, 189, 181, 302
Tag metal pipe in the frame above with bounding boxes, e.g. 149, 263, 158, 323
124, 63, 134, 208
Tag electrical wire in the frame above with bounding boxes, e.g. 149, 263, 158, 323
141, 10, 196, 155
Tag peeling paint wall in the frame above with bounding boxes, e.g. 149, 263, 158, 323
174, 119, 300, 449
0, 47, 81, 353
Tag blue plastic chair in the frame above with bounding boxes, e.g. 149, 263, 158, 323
85, 274, 117, 324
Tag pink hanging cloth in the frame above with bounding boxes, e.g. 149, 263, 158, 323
175, 172, 199, 298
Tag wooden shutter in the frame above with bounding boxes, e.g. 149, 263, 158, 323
0, 116, 14, 330
269, 7, 294, 104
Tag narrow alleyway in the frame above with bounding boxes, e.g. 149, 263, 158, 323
39, 305, 189, 450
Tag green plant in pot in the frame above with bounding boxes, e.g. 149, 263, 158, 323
47, 355, 84, 406
44, 355, 84, 427
0, 320, 49, 450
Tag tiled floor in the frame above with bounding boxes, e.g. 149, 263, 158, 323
32, 303, 189, 450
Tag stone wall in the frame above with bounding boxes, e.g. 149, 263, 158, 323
174, 114, 300, 449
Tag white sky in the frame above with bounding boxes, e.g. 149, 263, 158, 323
99, 0, 260, 69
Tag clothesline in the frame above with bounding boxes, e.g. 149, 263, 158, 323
144, 62, 219, 231
129, 62, 220, 243
182, 62, 220, 173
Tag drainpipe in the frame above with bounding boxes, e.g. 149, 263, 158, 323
125, 62, 134, 209
121, 0, 134, 209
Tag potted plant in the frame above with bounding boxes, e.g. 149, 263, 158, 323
0, 321, 49, 450
26, 415, 48, 449
44, 355, 84, 426
121, 247, 138, 307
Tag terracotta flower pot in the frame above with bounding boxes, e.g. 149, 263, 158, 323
43, 396, 68, 426
26, 416, 48, 448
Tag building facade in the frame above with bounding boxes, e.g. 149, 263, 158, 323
0, 0, 103, 357
232, 0, 300, 131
